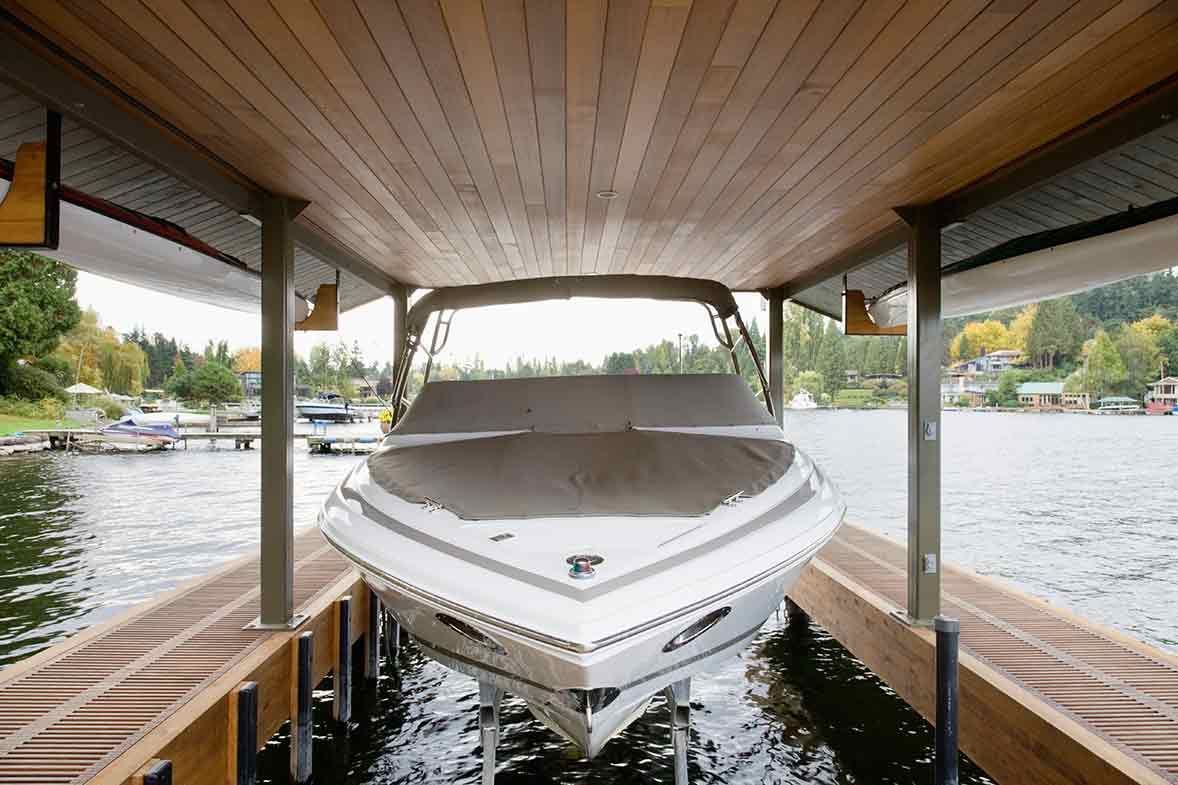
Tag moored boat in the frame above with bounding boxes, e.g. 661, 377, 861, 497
296, 393, 353, 423
318, 276, 845, 777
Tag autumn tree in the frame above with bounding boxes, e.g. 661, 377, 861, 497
949, 320, 1016, 360
232, 347, 262, 373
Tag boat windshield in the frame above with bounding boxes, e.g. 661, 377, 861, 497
390, 276, 771, 422
394, 373, 775, 435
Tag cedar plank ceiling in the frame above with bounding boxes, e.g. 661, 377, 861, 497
6, 0, 1178, 292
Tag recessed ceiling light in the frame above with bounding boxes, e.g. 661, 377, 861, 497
595, 190, 618, 200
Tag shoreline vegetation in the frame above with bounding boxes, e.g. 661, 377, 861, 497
2, 248, 1176, 432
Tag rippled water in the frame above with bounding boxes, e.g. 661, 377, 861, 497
1, 411, 1173, 783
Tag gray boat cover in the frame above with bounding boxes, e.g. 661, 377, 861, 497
367, 430, 793, 520
394, 374, 775, 434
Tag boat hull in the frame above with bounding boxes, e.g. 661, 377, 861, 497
296, 404, 352, 422
363, 553, 808, 757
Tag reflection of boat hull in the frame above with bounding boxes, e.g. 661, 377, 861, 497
296, 403, 352, 422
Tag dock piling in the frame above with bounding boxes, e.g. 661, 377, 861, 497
291, 630, 314, 785
784, 596, 808, 626
335, 595, 352, 723
232, 681, 258, 785
934, 615, 960, 785
365, 589, 381, 681
136, 759, 172, 785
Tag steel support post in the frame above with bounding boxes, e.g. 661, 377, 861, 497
260, 195, 296, 627
665, 679, 691, 785
479, 681, 502, 785
768, 287, 785, 427
900, 205, 942, 622
391, 285, 409, 422
935, 615, 961, 785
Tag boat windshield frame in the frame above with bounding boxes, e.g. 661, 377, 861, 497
390, 275, 772, 422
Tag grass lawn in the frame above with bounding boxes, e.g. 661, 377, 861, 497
0, 414, 83, 436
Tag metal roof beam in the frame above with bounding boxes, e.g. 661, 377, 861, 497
290, 222, 403, 298
0, 18, 260, 216
940, 75, 1178, 226
779, 223, 908, 299
0, 16, 406, 296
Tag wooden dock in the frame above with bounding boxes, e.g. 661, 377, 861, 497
0, 527, 368, 784
793, 524, 1178, 785
0, 522, 1174, 783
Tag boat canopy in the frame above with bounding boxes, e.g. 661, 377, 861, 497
394, 374, 775, 434
406, 275, 738, 335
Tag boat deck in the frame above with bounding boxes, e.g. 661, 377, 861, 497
795, 524, 1178, 785
0, 527, 362, 784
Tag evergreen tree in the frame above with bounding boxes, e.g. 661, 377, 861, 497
817, 321, 847, 396
1026, 297, 1083, 368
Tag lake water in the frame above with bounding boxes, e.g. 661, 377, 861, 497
0, 410, 1174, 783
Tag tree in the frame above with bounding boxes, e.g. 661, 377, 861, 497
0, 251, 81, 396
189, 362, 242, 404
816, 321, 847, 397
950, 320, 1016, 360
1009, 305, 1036, 354
1026, 297, 1083, 368
53, 309, 149, 394
1082, 330, 1126, 399
232, 347, 262, 373
1113, 323, 1160, 397
603, 351, 636, 374
795, 370, 822, 398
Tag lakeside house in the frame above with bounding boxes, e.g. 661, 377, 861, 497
1017, 381, 1090, 410
1145, 376, 1178, 414
953, 349, 1024, 375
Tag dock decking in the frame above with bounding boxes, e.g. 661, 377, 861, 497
0, 527, 363, 784
794, 525, 1178, 785
0, 523, 1173, 783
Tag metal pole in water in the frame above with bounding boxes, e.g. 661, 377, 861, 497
935, 615, 960, 785
335, 595, 352, 723
291, 630, 314, 784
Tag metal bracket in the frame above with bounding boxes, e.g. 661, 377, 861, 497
243, 612, 309, 631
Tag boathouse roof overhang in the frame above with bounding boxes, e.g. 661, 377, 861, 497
1, 2, 1177, 312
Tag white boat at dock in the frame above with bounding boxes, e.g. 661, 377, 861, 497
319, 276, 844, 772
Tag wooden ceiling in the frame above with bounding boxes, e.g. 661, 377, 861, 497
5, 0, 1178, 292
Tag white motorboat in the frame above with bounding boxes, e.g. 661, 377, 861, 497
296, 393, 353, 423
69, 415, 182, 452
318, 276, 844, 781
788, 389, 818, 409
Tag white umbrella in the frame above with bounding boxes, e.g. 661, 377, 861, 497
64, 382, 102, 395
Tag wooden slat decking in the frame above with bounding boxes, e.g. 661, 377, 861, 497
796, 523, 1178, 785
0, 527, 356, 785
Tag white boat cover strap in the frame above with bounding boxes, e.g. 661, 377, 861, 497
366, 430, 794, 520
395, 374, 775, 434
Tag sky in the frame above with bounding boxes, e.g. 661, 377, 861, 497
75, 271, 770, 369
